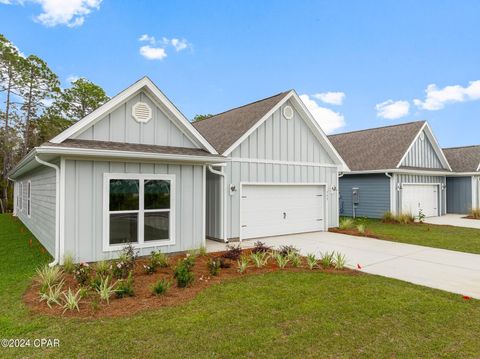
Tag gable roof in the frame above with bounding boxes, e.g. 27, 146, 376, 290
50, 77, 218, 155
192, 91, 289, 154
443, 145, 480, 173
329, 121, 451, 172
193, 90, 349, 170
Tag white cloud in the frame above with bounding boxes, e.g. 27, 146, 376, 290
300, 94, 346, 134
171, 38, 188, 52
375, 100, 410, 120
313, 91, 345, 105
139, 34, 156, 45
414, 80, 480, 111
2, 0, 102, 27
139, 45, 167, 60
66, 75, 80, 83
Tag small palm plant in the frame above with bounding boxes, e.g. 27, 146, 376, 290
36, 265, 64, 293
250, 251, 268, 268
333, 252, 347, 269
237, 255, 249, 274
96, 276, 117, 304
62, 288, 82, 313
288, 251, 302, 267
319, 251, 335, 269
306, 254, 317, 270
271, 251, 289, 269
39, 280, 64, 308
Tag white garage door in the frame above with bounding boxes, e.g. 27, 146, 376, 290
240, 184, 326, 240
402, 184, 439, 217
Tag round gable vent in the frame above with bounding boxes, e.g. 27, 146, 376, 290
132, 102, 152, 123
283, 105, 294, 120
419, 132, 425, 141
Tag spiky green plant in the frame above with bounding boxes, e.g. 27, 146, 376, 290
339, 218, 355, 230
237, 255, 249, 274
62, 253, 75, 274
39, 280, 64, 308
357, 224, 366, 234
151, 278, 172, 296
96, 276, 117, 304
306, 254, 317, 270
334, 252, 347, 269
319, 251, 335, 269
250, 251, 268, 268
94, 260, 110, 277
271, 251, 289, 269
35, 265, 64, 293
198, 245, 208, 257
288, 251, 302, 267
62, 288, 81, 313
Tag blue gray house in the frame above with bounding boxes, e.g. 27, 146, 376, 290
443, 146, 480, 214
328, 121, 452, 219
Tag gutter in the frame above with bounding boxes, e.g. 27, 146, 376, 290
207, 164, 228, 243
34, 156, 60, 267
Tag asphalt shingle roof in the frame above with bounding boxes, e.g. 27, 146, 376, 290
192, 91, 290, 154
328, 121, 426, 171
443, 145, 480, 173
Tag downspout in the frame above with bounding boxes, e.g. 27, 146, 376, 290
34, 156, 60, 267
385, 172, 394, 214
207, 165, 228, 243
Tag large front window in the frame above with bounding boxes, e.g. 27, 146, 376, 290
104, 174, 175, 250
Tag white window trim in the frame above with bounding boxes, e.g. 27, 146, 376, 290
102, 173, 176, 252
27, 181, 31, 218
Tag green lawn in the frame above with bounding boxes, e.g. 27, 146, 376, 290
2, 214, 480, 358
345, 217, 480, 254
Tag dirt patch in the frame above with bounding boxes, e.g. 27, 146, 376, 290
329, 227, 381, 239
24, 250, 356, 319
463, 216, 480, 220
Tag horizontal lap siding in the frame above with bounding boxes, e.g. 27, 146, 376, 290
446, 177, 472, 214
15, 166, 56, 255
339, 174, 390, 219
394, 174, 446, 215
63, 159, 204, 263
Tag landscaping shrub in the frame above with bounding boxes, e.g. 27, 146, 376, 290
418, 209, 426, 223
62, 288, 81, 313
62, 253, 75, 274
319, 251, 335, 268
174, 258, 195, 287
397, 212, 415, 224
288, 251, 302, 267
469, 208, 480, 219
381, 211, 396, 223
357, 224, 366, 234
151, 251, 169, 268
119, 243, 138, 271
207, 258, 221, 276
271, 251, 289, 269
35, 265, 64, 293
222, 244, 242, 260
279, 245, 299, 257
216, 256, 231, 268
115, 271, 134, 298
250, 251, 268, 268
151, 278, 172, 296
306, 254, 317, 270
198, 245, 208, 256
94, 260, 110, 277
339, 217, 355, 230
73, 263, 92, 286
334, 252, 347, 269
90, 274, 103, 291
39, 280, 64, 308
252, 241, 270, 254
237, 255, 249, 274
111, 259, 130, 279
96, 276, 116, 304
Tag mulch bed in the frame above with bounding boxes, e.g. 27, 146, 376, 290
463, 216, 480, 220
23, 249, 356, 319
329, 227, 382, 239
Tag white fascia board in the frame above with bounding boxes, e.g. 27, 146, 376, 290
346, 168, 453, 176
36, 146, 226, 164
395, 122, 452, 171
50, 77, 218, 155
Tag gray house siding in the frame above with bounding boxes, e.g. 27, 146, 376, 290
63, 159, 204, 263
14, 165, 56, 255
339, 174, 390, 219
446, 177, 473, 214
401, 130, 445, 169
75, 91, 196, 149
394, 174, 447, 215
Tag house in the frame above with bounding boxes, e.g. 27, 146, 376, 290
9, 77, 348, 263
328, 121, 452, 219
443, 145, 480, 214
9, 77, 224, 264
193, 91, 348, 242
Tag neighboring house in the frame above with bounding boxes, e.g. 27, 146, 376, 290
9, 77, 224, 264
9, 77, 348, 263
193, 91, 348, 242
328, 121, 452, 219
443, 145, 480, 214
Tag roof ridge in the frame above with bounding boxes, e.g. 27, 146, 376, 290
329, 120, 426, 137
443, 145, 480, 150
197, 90, 291, 123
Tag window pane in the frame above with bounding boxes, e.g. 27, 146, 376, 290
144, 180, 170, 210
109, 179, 139, 211
110, 213, 138, 244
144, 212, 169, 241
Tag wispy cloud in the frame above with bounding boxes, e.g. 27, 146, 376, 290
300, 94, 346, 134
313, 91, 345, 105
414, 80, 480, 111
1, 0, 102, 27
376, 100, 410, 120
138, 34, 191, 61
66, 75, 80, 84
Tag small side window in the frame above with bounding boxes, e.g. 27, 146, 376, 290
27, 181, 31, 217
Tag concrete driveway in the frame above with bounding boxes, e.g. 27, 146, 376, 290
425, 214, 480, 229
207, 232, 480, 299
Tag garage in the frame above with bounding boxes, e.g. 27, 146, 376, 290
402, 184, 439, 217
240, 184, 326, 240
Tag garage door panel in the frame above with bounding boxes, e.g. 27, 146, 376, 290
402, 184, 438, 218
240, 184, 325, 239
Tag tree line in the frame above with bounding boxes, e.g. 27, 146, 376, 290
0, 34, 109, 212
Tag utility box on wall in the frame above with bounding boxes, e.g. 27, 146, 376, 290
352, 187, 360, 205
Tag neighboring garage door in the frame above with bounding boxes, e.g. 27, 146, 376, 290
402, 184, 439, 217
240, 184, 326, 240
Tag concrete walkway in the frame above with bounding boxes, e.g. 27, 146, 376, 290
425, 214, 480, 229
207, 232, 480, 299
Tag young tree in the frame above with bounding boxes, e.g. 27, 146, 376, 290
192, 114, 213, 122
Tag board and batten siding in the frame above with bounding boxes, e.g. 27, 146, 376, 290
472, 176, 480, 210
63, 159, 204, 263
393, 174, 447, 215
401, 130, 445, 169
15, 165, 57, 255
75, 91, 196, 149
338, 174, 390, 219
446, 177, 472, 214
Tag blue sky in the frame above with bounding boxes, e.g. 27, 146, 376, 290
1, 0, 479, 147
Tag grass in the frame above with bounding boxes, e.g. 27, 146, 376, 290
2, 214, 480, 357
343, 217, 480, 254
